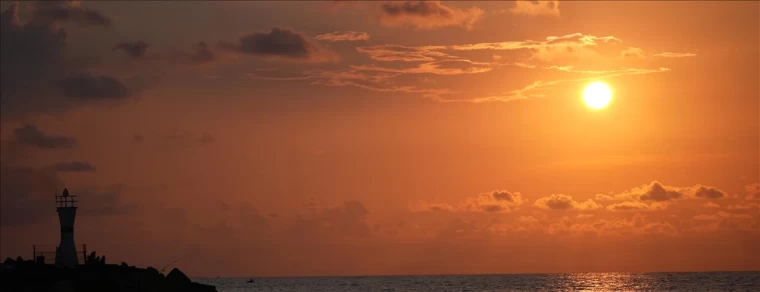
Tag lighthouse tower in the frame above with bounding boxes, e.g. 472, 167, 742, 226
55, 188, 79, 268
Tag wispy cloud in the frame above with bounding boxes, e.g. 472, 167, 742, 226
620, 47, 645, 59
13, 124, 77, 149
533, 194, 601, 211
447, 33, 621, 51
351, 59, 509, 76
246, 69, 454, 100
379, 1, 484, 30
441, 67, 670, 103
260, 33, 676, 103
654, 52, 697, 58
114, 41, 149, 59
356, 45, 454, 62
52, 161, 97, 172
356, 33, 623, 66
745, 183, 760, 200
510, 0, 561, 17
411, 190, 525, 213
315, 31, 369, 42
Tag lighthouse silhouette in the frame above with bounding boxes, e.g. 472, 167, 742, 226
55, 188, 79, 268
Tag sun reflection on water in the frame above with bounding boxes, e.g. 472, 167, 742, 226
564, 272, 659, 291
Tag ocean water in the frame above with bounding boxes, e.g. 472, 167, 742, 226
194, 272, 760, 292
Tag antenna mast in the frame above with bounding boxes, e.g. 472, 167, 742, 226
160, 254, 191, 273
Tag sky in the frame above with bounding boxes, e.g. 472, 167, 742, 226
0, 0, 758, 277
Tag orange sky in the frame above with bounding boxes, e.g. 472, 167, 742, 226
1, 1, 758, 277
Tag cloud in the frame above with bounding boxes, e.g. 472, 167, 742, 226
727, 203, 759, 211
170, 42, 216, 64
356, 45, 454, 62
692, 212, 756, 232
620, 47, 645, 59
261, 32, 672, 103
434, 218, 485, 240
114, 41, 149, 59
606, 201, 657, 211
161, 129, 216, 147
446, 33, 621, 52
533, 194, 601, 210
189, 42, 215, 63
237, 202, 271, 232
412, 190, 525, 213
745, 183, 760, 200
694, 186, 727, 199
539, 213, 678, 236
514, 62, 536, 68
77, 185, 140, 216
469, 190, 525, 213
199, 132, 215, 144
703, 202, 721, 208
380, 1, 484, 30
247, 68, 454, 100
717, 211, 755, 219
13, 124, 77, 149
601, 181, 727, 211
54, 73, 130, 100
351, 59, 505, 75
492, 190, 518, 202
640, 182, 683, 202
30, 0, 112, 27
220, 28, 337, 63
442, 67, 670, 103
576, 214, 594, 219
0, 166, 63, 226
315, 31, 369, 42
356, 33, 621, 63
545, 66, 667, 75
654, 52, 697, 58
287, 201, 372, 241
52, 161, 97, 172
510, 1, 560, 17
0, 2, 130, 117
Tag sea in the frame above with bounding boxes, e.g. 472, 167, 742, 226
194, 272, 760, 291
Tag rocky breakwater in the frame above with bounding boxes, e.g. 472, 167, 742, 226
0, 256, 216, 292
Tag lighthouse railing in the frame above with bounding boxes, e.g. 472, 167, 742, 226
55, 194, 78, 208
32, 244, 88, 265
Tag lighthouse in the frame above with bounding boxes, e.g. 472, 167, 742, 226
55, 188, 79, 268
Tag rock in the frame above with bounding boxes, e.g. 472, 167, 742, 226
4, 258, 16, 266
166, 268, 192, 291
48, 280, 75, 292
0, 257, 216, 292
86, 252, 97, 264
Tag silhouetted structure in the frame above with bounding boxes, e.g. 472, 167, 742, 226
33, 244, 87, 265
0, 257, 216, 292
2, 188, 218, 291
55, 188, 79, 268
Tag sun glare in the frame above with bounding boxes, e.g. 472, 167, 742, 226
583, 82, 612, 109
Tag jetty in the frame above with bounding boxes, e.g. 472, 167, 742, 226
0, 188, 216, 292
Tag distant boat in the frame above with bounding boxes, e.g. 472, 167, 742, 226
247, 279, 255, 283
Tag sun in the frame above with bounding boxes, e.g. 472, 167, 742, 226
583, 82, 612, 109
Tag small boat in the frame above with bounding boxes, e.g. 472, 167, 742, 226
247, 279, 255, 283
